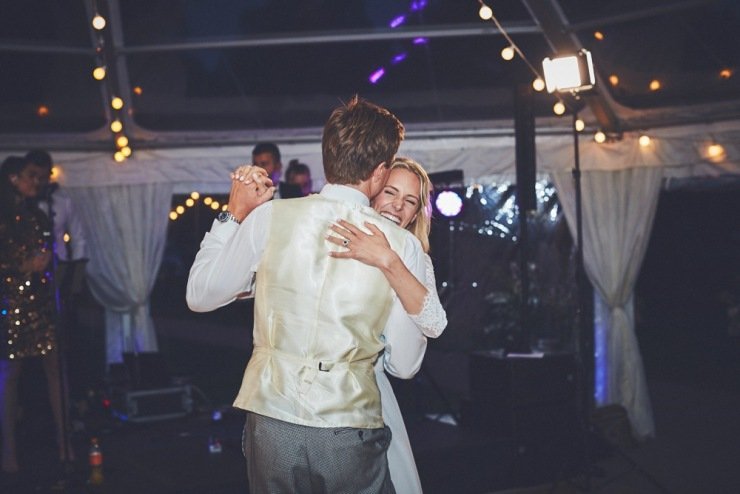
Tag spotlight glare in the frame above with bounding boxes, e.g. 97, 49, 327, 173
594, 131, 606, 143
479, 5, 493, 21
435, 190, 463, 218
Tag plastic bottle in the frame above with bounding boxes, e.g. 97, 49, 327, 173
88, 437, 104, 485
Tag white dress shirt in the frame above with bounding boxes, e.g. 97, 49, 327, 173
187, 183, 428, 379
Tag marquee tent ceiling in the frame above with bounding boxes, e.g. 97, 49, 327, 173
0, 0, 739, 151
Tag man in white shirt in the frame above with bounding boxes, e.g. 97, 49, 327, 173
187, 96, 427, 493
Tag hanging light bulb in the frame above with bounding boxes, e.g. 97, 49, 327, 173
479, 4, 493, 20
594, 131, 606, 143
37, 105, 50, 117
574, 119, 585, 132
553, 101, 566, 116
185, 198, 195, 207
111, 97, 124, 110
222, 204, 228, 211
116, 135, 129, 148
92, 66, 106, 81
719, 69, 732, 80
210, 201, 220, 210
203, 197, 213, 205
593, 31, 604, 41
120, 146, 132, 157
501, 46, 515, 61
110, 120, 123, 133
706, 142, 726, 162
649, 79, 661, 91
638, 134, 651, 147
176, 206, 185, 214
133, 86, 143, 95
169, 211, 178, 221
92, 14, 106, 30
609, 74, 619, 86
113, 151, 125, 162
190, 191, 200, 200
532, 77, 545, 92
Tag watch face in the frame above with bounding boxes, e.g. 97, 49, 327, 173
217, 211, 231, 222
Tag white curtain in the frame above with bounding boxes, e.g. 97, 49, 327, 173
68, 183, 173, 364
553, 166, 662, 439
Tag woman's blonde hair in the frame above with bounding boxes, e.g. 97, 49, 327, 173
389, 157, 432, 253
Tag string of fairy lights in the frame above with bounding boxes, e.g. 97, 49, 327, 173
476, 0, 731, 159
168, 192, 229, 222
28, 3, 731, 167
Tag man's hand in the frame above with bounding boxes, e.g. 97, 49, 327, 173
227, 165, 276, 221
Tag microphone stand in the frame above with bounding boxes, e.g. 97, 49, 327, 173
43, 186, 75, 481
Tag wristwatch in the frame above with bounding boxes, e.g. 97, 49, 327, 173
216, 211, 241, 224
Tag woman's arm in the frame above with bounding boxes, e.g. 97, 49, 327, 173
327, 219, 447, 338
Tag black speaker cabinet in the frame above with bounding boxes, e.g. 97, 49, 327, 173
464, 351, 579, 442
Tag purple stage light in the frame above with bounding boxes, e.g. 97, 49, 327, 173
435, 190, 464, 218
392, 52, 407, 64
389, 15, 406, 28
369, 67, 386, 84
413, 37, 428, 45
410, 0, 428, 12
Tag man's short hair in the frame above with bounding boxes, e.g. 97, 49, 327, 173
252, 142, 281, 163
322, 95, 404, 185
26, 149, 53, 171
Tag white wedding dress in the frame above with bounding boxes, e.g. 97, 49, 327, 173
378, 253, 447, 493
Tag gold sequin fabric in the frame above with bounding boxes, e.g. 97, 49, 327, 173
0, 203, 56, 359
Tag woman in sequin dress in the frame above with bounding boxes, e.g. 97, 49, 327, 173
0, 156, 70, 473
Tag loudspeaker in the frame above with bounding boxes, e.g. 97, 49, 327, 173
464, 351, 579, 441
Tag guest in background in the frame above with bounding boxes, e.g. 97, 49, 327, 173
26, 150, 88, 266
285, 159, 313, 196
0, 156, 72, 474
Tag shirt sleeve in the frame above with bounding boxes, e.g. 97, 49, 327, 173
382, 233, 428, 379
186, 202, 272, 312
408, 254, 448, 338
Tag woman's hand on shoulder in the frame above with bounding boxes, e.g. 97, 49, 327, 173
326, 219, 398, 270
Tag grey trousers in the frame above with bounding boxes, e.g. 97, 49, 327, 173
242, 412, 395, 494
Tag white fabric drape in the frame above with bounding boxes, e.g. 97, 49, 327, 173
68, 183, 173, 364
553, 166, 662, 439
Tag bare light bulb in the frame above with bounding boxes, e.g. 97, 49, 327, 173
649, 79, 661, 91
176, 206, 185, 214
92, 15, 106, 30
532, 78, 545, 92
501, 46, 515, 61
609, 74, 619, 86
575, 119, 585, 132
113, 151, 125, 162
190, 191, 200, 200
553, 101, 566, 116
111, 97, 124, 110
169, 212, 178, 221
92, 66, 106, 81
707, 143, 725, 162
185, 198, 195, 207
110, 120, 123, 133
479, 5, 493, 20
594, 131, 606, 143
120, 146, 132, 157
116, 135, 129, 148
638, 135, 651, 147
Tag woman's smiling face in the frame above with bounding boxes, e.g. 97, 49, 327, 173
372, 168, 421, 229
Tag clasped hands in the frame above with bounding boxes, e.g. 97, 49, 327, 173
227, 165, 276, 222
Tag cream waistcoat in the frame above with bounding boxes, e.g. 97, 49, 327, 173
233, 194, 409, 428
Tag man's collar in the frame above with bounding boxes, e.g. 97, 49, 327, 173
319, 184, 370, 206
